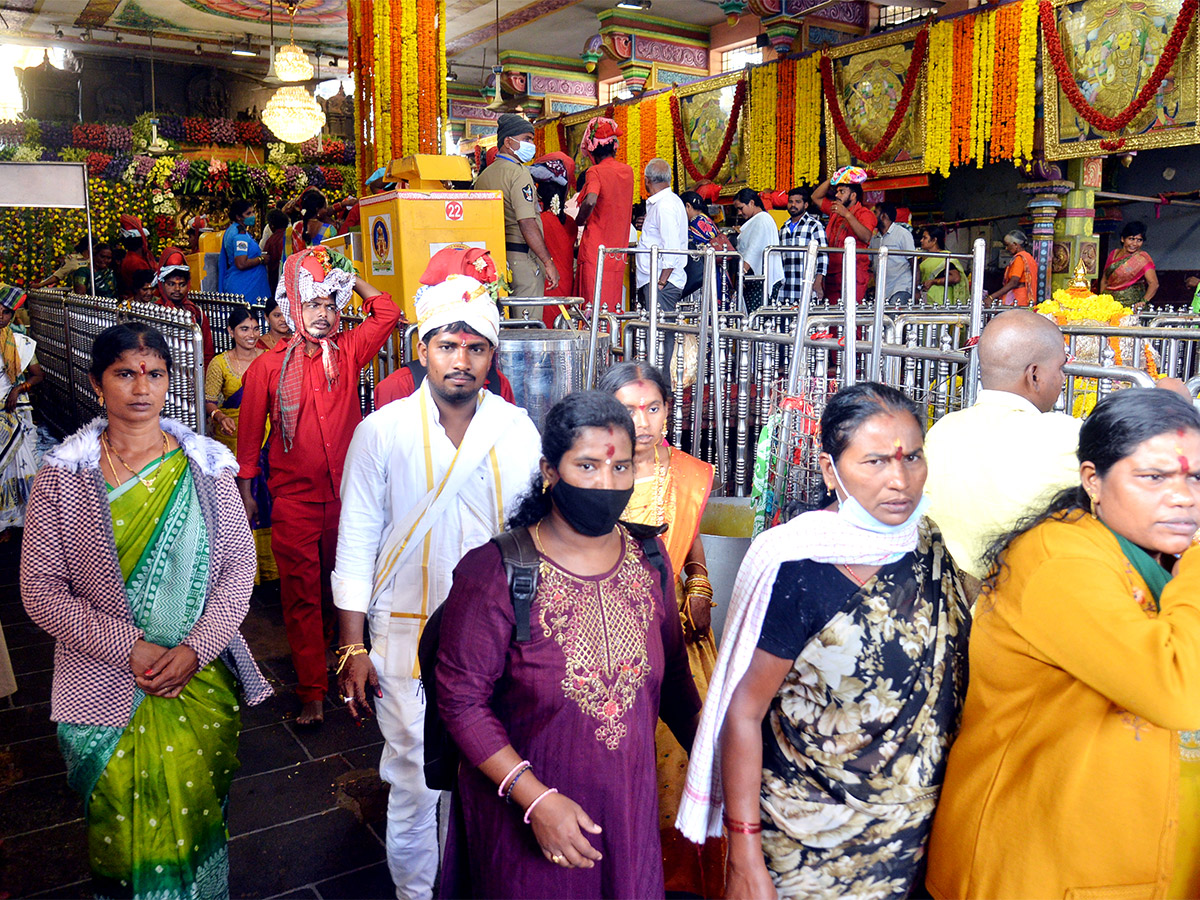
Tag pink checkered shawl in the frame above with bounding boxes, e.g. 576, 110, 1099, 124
21, 417, 272, 727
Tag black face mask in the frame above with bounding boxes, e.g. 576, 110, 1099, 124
550, 478, 633, 538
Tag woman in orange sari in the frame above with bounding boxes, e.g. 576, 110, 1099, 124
1100, 221, 1159, 306
600, 361, 725, 898
988, 229, 1038, 307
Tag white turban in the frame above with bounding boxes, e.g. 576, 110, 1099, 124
415, 274, 500, 345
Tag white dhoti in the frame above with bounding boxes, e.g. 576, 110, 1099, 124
334, 382, 542, 899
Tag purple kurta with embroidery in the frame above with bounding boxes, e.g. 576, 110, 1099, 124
436, 532, 701, 899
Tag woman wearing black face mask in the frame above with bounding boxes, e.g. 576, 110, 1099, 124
435, 391, 702, 899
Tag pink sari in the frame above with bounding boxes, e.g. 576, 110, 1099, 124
1104, 249, 1154, 301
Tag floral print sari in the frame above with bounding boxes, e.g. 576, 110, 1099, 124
759, 521, 971, 899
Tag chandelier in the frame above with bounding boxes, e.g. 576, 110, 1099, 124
261, 86, 326, 143
273, 41, 313, 82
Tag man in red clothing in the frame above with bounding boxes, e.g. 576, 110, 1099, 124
151, 247, 215, 364
236, 246, 401, 725
117, 214, 156, 299
812, 174, 877, 304
576, 117, 634, 314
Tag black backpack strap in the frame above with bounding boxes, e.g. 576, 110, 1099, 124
406, 359, 428, 391
621, 521, 672, 602
491, 527, 541, 642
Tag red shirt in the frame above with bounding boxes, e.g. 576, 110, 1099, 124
819, 198, 877, 285
374, 364, 515, 407
236, 293, 402, 500
540, 210, 578, 326
578, 157, 634, 312
118, 252, 153, 298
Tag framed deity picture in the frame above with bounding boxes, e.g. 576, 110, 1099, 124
1042, 0, 1200, 159
822, 24, 927, 178
672, 72, 749, 193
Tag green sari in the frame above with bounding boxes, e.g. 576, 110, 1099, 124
919, 255, 967, 305
58, 450, 242, 900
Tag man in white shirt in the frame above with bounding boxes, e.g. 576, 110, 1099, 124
733, 188, 782, 310
636, 158, 689, 366
924, 310, 1080, 590
332, 275, 541, 899
869, 202, 915, 302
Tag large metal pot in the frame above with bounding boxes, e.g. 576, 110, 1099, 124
498, 328, 610, 430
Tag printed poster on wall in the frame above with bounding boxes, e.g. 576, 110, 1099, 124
369, 213, 394, 276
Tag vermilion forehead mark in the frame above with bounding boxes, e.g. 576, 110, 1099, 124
1176, 430, 1190, 474
893, 438, 904, 461
139, 362, 146, 375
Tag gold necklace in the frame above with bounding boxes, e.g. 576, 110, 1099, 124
651, 443, 667, 526
103, 429, 169, 493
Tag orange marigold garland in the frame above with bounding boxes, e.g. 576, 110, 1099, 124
950, 17, 974, 167
775, 58, 797, 190
821, 28, 929, 165
640, 93, 657, 176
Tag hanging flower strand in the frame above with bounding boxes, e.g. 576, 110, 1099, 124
821, 28, 929, 165
1039, 0, 1197, 134
669, 79, 747, 183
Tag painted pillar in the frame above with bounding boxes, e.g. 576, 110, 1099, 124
1018, 177, 1072, 305
1051, 157, 1102, 293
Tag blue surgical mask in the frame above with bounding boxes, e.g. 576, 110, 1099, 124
830, 460, 930, 536
515, 140, 536, 164
244, 213, 257, 227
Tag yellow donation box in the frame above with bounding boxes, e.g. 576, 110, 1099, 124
358, 156, 506, 322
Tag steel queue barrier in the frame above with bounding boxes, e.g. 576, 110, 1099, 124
26, 289, 207, 436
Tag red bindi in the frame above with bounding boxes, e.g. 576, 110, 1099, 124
139, 362, 146, 375
1177, 429, 1190, 474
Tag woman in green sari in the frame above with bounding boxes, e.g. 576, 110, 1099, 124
22, 323, 271, 900
918, 225, 968, 305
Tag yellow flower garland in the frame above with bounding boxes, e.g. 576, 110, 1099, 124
746, 65, 776, 187
795, 56, 820, 185
925, 21, 954, 177
655, 92, 673, 173
625, 102, 642, 202
1014, 0, 1038, 165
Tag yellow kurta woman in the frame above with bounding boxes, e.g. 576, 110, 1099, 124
205, 307, 277, 583
600, 362, 725, 898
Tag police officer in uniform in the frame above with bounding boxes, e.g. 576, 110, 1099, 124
474, 114, 560, 297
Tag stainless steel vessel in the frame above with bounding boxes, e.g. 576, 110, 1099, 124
498, 329, 611, 430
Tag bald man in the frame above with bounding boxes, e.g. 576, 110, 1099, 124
923, 310, 1082, 587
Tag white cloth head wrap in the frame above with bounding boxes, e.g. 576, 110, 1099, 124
415, 274, 500, 345
273, 248, 357, 331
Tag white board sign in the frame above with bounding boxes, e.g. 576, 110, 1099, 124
0, 161, 89, 209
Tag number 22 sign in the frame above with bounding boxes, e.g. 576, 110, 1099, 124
444, 200, 464, 221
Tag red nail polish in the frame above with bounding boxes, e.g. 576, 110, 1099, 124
144, 669, 154, 676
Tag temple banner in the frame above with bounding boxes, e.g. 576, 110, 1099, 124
1043, 0, 1200, 159
822, 25, 927, 178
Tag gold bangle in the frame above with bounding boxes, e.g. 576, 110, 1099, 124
335, 646, 368, 675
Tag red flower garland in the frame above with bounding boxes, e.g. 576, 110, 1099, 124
1040, 0, 1197, 134
821, 28, 929, 165
557, 120, 568, 153
669, 79, 747, 183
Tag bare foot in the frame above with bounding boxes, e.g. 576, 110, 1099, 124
296, 699, 324, 727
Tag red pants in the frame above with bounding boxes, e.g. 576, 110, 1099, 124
825, 266, 870, 304
271, 496, 340, 703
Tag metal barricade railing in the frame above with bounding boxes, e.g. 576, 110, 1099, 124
117, 300, 207, 433
191, 292, 254, 355
1060, 323, 1200, 383
27, 290, 206, 435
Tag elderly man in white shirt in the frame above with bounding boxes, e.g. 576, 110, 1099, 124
636, 157, 689, 366
332, 275, 541, 899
